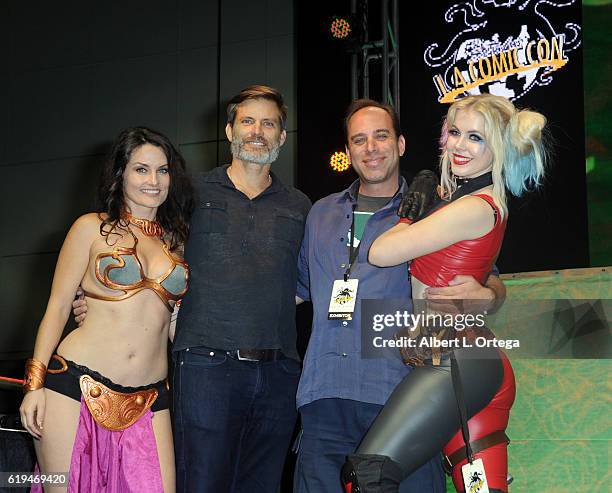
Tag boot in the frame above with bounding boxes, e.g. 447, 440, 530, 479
341, 454, 404, 493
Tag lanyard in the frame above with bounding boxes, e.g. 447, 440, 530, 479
344, 204, 359, 282
344, 186, 400, 281
451, 351, 475, 463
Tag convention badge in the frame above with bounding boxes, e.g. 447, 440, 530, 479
461, 458, 490, 493
328, 279, 359, 320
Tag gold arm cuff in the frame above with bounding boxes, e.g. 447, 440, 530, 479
23, 358, 47, 393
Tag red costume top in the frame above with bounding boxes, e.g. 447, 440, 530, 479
406, 194, 506, 287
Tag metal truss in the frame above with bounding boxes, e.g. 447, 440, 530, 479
350, 0, 400, 113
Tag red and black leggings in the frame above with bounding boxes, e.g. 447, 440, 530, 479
342, 346, 515, 492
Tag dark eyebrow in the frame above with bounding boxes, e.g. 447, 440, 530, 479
132, 162, 169, 167
450, 126, 483, 135
239, 116, 279, 126
350, 128, 391, 141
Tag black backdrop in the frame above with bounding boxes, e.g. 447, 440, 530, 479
297, 0, 589, 274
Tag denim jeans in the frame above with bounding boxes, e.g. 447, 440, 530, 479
293, 398, 446, 493
173, 346, 300, 493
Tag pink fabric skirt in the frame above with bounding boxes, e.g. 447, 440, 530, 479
32, 397, 163, 492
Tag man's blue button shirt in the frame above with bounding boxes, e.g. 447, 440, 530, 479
296, 177, 414, 409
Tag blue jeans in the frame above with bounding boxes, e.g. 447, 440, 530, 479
173, 347, 300, 493
294, 398, 446, 493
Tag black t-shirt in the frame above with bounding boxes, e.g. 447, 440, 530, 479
173, 165, 312, 361
356, 193, 393, 213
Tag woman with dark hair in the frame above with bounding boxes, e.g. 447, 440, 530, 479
341, 94, 547, 493
19, 127, 194, 492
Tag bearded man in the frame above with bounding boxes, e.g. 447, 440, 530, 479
172, 85, 311, 492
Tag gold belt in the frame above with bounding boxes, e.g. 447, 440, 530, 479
79, 374, 158, 431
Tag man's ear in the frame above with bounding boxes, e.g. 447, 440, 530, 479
398, 135, 406, 157
279, 129, 287, 147
345, 145, 352, 163
225, 123, 233, 142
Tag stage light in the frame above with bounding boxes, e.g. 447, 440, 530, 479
330, 16, 352, 40
330, 151, 351, 172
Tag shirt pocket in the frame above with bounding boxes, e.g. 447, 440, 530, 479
194, 200, 229, 234
273, 208, 304, 243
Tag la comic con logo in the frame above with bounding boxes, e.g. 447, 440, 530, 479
334, 287, 355, 305
423, 0, 582, 103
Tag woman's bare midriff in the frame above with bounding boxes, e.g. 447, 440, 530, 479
57, 291, 171, 386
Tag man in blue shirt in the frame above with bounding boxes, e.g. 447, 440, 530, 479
294, 99, 506, 492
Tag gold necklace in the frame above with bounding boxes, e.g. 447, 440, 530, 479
123, 212, 164, 237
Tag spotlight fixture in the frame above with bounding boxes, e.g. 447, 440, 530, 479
330, 16, 352, 40
330, 151, 351, 172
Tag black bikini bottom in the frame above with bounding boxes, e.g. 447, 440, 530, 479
45, 355, 169, 412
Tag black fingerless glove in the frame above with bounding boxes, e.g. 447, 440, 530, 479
397, 169, 439, 223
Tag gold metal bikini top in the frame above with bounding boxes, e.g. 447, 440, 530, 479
83, 229, 189, 312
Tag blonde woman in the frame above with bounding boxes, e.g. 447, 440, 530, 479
342, 94, 546, 493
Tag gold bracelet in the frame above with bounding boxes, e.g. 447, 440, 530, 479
23, 358, 47, 393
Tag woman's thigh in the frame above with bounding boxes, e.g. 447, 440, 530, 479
357, 347, 504, 472
152, 409, 175, 493
357, 364, 457, 469
35, 389, 81, 493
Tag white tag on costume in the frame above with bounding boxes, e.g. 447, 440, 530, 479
462, 458, 489, 493
328, 279, 359, 320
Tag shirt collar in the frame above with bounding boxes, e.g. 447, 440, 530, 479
203, 163, 284, 194
341, 175, 408, 203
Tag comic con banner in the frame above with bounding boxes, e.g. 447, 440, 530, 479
399, 0, 588, 274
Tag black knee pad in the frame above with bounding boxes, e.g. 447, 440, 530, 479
341, 454, 404, 493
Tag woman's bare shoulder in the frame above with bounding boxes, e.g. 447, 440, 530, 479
445, 195, 494, 221
431, 195, 497, 239
67, 213, 105, 240
72, 212, 103, 226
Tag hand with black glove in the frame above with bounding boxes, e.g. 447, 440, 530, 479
397, 169, 439, 223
